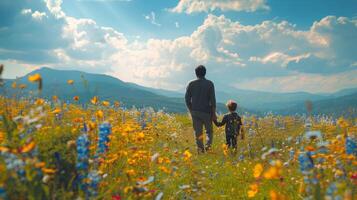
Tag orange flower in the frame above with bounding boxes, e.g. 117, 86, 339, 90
102, 101, 110, 107
28, 73, 42, 82
91, 96, 99, 105
114, 101, 120, 107
42, 168, 56, 174
19, 84, 27, 89
35, 162, 46, 168
73, 96, 79, 101
67, 80, 74, 85
11, 82, 17, 89
21, 141, 36, 153
271, 190, 287, 200
51, 108, 61, 114
52, 95, 58, 102
306, 146, 315, 152
253, 163, 263, 178
0, 131, 4, 143
159, 166, 171, 174
0, 146, 9, 153
35, 98, 45, 105
247, 183, 258, 198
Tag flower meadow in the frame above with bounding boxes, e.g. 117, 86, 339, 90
0, 72, 356, 200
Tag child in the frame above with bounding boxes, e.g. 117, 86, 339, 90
214, 100, 244, 150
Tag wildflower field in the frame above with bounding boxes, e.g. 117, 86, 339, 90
0, 73, 356, 200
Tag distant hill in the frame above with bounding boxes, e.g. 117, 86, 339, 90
1, 68, 231, 113
1, 67, 356, 116
278, 92, 357, 117
2, 68, 189, 112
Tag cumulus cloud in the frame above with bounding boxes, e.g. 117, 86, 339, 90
21, 8, 48, 21
170, 0, 270, 14
1, 0, 356, 92
234, 70, 357, 93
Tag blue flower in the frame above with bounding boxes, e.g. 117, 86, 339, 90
345, 136, 356, 155
87, 170, 101, 196
298, 151, 314, 174
97, 122, 112, 154
76, 133, 89, 171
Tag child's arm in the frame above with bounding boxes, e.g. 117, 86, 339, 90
214, 115, 226, 127
239, 117, 244, 140
240, 126, 245, 140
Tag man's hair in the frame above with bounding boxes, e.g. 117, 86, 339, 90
195, 65, 206, 78
226, 100, 237, 111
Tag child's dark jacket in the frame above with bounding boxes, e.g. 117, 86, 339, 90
214, 112, 242, 136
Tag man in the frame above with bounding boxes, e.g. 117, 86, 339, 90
185, 65, 217, 153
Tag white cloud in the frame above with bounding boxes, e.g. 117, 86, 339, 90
31, 11, 48, 20
45, 0, 65, 18
144, 12, 161, 27
2, 1, 357, 93
249, 52, 311, 67
234, 70, 357, 93
21, 9, 32, 15
170, 0, 269, 14
21, 8, 48, 21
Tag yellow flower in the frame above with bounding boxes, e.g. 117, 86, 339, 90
183, 150, 192, 161
137, 132, 145, 140
247, 183, 258, 198
263, 166, 281, 179
337, 117, 349, 128
125, 169, 136, 177
253, 163, 263, 178
222, 144, 228, 156
91, 96, 99, 105
88, 121, 97, 131
21, 141, 36, 153
67, 80, 74, 85
28, 73, 42, 82
102, 101, 110, 107
96, 110, 104, 119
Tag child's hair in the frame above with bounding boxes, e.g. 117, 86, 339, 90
226, 100, 237, 111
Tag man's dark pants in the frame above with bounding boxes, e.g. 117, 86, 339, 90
190, 111, 213, 152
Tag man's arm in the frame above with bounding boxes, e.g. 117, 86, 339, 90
209, 82, 217, 119
185, 83, 192, 112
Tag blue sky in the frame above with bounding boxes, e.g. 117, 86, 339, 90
0, 0, 356, 93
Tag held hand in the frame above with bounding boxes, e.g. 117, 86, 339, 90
211, 112, 217, 121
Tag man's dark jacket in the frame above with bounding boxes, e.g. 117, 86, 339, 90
185, 77, 216, 114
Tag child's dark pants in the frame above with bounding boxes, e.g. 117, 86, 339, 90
226, 134, 237, 149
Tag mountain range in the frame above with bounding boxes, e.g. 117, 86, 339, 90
1, 67, 356, 116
